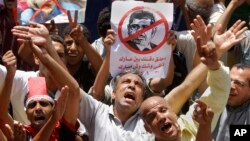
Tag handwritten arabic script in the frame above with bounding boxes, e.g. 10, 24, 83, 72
118, 56, 166, 76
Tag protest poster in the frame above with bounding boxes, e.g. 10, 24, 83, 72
110, 1, 173, 79
17, 0, 87, 24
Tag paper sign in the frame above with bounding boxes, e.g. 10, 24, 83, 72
17, 0, 86, 24
110, 1, 173, 79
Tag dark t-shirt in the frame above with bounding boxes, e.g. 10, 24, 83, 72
73, 60, 96, 92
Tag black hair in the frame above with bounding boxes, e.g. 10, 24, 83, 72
110, 69, 147, 99
97, 7, 111, 38
232, 63, 250, 87
61, 24, 91, 42
50, 34, 66, 48
128, 10, 155, 25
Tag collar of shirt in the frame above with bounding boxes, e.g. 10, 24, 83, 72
108, 105, 140, 127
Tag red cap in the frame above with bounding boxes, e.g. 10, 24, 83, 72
28, 77, 47, 98
26, 77, 54, 107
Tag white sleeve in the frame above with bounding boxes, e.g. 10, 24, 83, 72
175, 31, 196, 72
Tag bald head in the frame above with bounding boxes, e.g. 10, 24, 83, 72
140, 96, 171, 119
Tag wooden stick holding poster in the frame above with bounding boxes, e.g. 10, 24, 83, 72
110, 1, 173, 80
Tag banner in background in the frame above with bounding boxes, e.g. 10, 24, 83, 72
17, 0, 87, 24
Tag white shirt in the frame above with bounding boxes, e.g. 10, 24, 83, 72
91, 37, 106, 59
0, 65, 37, 124
79, 91, 153, 141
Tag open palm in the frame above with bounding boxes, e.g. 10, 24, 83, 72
213, 20, 247, 57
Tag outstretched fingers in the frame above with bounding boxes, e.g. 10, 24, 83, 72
67, 10, 78, 30
12, 25, 32, 42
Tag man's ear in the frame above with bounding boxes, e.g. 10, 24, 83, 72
33, 54, 40, 65
144, 123, 152, 133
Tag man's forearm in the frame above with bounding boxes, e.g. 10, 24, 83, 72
75, 38, 102, 75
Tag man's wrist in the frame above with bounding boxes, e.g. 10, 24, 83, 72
208, 61, 222, 71
42, 37, 53, 49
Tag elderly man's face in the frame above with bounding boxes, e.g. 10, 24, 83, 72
112, 73, 145, 115
128, 18, 156, 48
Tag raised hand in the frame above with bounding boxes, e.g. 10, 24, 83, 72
44, 20, 58, 35
0, 123, 14, 141
13, 121, 26, 141
67, 10, 84, 42
12, 22, 50, 47
52, 85, 69, 121
229, 0, 246, 8
104, 29, 116, 53
190, 15, 212, 46
167, 30, 177, 51
193, 100, 214, 125
2, 50, 16, 77
213, 20, 247, 57
196, 37, 219, 70
67, 10, 78, 30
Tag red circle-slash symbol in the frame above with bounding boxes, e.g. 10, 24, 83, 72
118, 6, 169, 54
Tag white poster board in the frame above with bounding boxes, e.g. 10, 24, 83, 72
110, 1, 173, 79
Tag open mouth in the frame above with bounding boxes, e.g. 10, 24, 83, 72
124, 92, 135, 100
34, 116, 45, 122
160, 122, 172, 132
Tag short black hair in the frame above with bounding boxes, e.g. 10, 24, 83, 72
128, 10, 155, 25
97, 7, 111, 38
232, 63, 250, 87
50, 34, 66, 48
61, 24, 91, 42
110, 69, 147, 99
